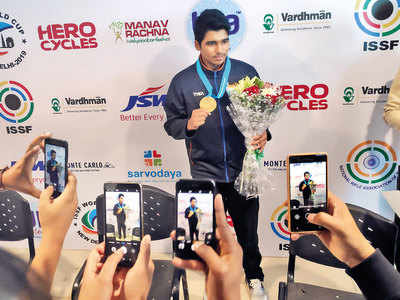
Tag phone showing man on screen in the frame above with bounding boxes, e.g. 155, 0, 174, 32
185, 197, 201, 241
299, 171, 316, 206
46, 150, 60, 192
113, 193, 127, 240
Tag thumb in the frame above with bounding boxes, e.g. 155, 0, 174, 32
307, 212, 337, 232
192, 242, 221, 270
40, 185, 54, 202
136, 234, 151, 265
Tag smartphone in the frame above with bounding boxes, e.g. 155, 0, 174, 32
174, 179, 216, 260
287, 153, 328, 233
44, 138, 68, 198
104, 183, 143, 267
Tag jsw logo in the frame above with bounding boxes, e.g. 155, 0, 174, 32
191, 11, 240, 35
121, 85, 166, 111
11, 160, 44, 171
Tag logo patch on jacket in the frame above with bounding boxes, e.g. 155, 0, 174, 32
193, 91, 205, 97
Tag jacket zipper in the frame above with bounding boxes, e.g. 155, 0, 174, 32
214, 71, 229, 182
189, 141, 194, 165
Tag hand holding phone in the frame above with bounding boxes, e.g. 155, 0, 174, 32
104, 183, 143, 267
287, 153, 328, 233
174, 179, 216, 260
44, 138, 68, 198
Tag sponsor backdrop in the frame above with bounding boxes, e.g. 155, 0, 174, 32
1, 0, 400, 256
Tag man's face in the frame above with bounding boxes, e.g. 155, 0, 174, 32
191, 199, 196, 208
304, 173, 310, 180
51, 152, 56, 160
195, 29, 230, 68
119, 196, 124, 204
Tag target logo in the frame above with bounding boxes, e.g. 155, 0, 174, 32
355, 0, 400, 37
340, 140, 398, 190
270, 204, 290, 241
0, 81, 34, 134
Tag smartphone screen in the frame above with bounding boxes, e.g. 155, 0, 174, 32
175, 179, 215, 260
288, 154, 328, 232
104, 183, 142, 267
44, 138, 68, 198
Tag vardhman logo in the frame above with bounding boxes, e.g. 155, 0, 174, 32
128, 150, 182, 182
264, 159, 286, 171
38, 22, 98, 51
109, 19, 170, 44
341, 84, 390, 106
0, 12, 27, 69
340, 140, 398, 190
0, 81, 34, 134
355, 0, 400, 51
144, 150, 162, 166
74, 201, 98, 244
11, 160, 44, 185
270, 204, 290, 251
280, 83, 329, 111
263, 9, 332, 34
51, 96, 107, 114
68, 161, 115, 173
189, 0, 245, 50
120, 85, 166, 122
263, 14, 275, 33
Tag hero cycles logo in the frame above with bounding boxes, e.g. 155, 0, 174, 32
0, 12, 27, 69
340, 140, 398, 190
0, 81, 34, 135
74, 201, 98, 244
280, 83, 329, 111
109, 19, 170, 44
120, 85, 166, 122
270, 204, 290, 251
354, 0, 400, 52
128, 150, 182, 181
189, 0, 245, 50
37, 22, 98, 51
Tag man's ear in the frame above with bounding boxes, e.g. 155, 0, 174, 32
195, 40, 201, 51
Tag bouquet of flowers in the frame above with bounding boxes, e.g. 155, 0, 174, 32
226, 76, 286, 198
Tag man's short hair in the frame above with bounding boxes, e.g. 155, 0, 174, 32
50, 150, 56, 155
190, 197, 197, 202
118, 193, 124, 199
194, 9, 230, 44
304, 171, 311, 176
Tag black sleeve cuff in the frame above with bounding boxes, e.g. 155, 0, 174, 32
346, 249, 400, 300
266, 128, 272, 141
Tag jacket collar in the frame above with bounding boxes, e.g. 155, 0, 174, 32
198, 55, 226, 77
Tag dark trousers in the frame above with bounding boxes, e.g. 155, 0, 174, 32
216, 182, 264, 281
189, 220, 199, 241
117, 219, 126, 239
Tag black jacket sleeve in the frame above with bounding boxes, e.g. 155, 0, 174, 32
299, 181, 304, 192
163, 78, 193, 140
184, 207, 190, 219
46, 160, 52, 173
346, 249, 400, 300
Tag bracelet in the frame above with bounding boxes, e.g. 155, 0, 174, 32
0, 167, 9, 189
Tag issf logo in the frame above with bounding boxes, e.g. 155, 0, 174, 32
81, 209, 97, 235
270, 204, 290, 241
355, 0, 400, 37
188, 0, 245, 50
121, 85, 166, 112
340, 140, 398, 190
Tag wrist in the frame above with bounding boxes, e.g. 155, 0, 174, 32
346, 242, 375, 268
0, 167, 10, 189
41, 229, 66, 250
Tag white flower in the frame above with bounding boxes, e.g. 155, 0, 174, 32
261, 87, 277, 97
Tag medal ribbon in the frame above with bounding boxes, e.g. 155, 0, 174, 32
196, 57, 231, 99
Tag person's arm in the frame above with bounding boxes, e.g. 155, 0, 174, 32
291, 192, 400, 300
299, 181, 305, 191
384, 67, 400, 130
29, 173, 78, 293
185, 207, 190, 219
346, 249, 400, 300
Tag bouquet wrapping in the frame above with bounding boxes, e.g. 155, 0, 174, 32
226, 76, 286, 198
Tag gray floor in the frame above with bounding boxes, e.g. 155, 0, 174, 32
6, 248, 362, 300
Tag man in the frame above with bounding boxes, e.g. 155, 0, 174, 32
384, 67, 400, 130
163, 9, 271, 298
184, 197, 201, 241
113, 193, 127, 240
299, 171, 315, 206
46, 150, 59, 193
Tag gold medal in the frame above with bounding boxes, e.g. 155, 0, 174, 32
199, 96, 217, 113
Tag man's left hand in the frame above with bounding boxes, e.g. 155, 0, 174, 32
250, 131, 268, 152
